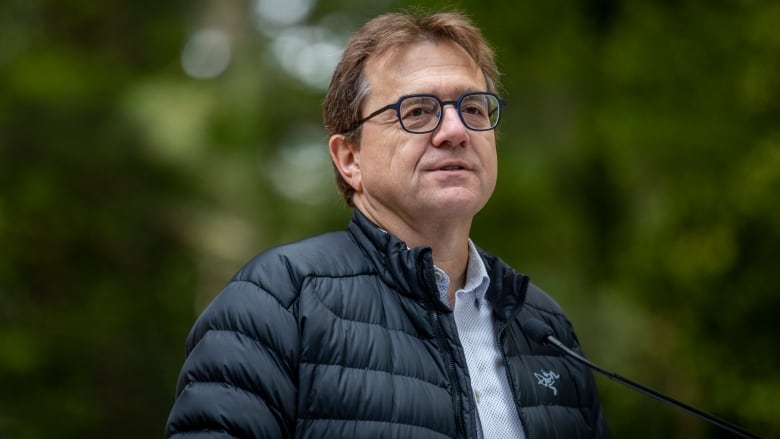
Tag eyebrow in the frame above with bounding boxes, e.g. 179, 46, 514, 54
400, 87, 487, 99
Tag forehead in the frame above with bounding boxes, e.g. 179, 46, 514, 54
363, 41, 486, 100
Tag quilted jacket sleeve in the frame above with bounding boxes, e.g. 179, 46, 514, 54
164, 258, 300, 438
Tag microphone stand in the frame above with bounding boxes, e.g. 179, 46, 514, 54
526, 319, 762, 439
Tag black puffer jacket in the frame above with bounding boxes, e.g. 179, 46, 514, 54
165, 210, 609, 438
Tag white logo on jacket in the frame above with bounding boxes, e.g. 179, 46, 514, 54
534, 370, 561, 396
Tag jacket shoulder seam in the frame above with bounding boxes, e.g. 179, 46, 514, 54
205, 328, 284, 360
228, 279, 298, 313
523, 301, 568, 319
302, 273, 428, 342
181, 379, 265, 407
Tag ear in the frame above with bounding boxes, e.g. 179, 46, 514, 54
329, 134, 363, 193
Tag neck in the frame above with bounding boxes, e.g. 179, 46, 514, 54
355, 204, 472, 296
427, 232, 470, 294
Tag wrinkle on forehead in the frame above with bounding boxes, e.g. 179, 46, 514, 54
364, 41, 486, 99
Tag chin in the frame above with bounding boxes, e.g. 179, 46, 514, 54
430, 197, 485, 218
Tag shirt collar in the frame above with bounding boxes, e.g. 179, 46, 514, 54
435, 239, 491, 307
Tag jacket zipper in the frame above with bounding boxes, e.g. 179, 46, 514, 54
497, 321, 533, 439
418, 258, 467, 439
434, 312, 467, 439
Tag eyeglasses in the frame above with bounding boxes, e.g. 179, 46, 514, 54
353, 92, 507, 134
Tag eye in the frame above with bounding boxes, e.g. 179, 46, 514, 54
462, 103, 487, 116
460, 97, 489, 117
399, 97, 438, 120
406, 106, 429, 118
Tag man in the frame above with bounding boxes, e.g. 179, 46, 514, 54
165, 11, 609, 439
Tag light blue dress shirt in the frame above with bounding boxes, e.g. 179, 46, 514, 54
433, 240, 526, 439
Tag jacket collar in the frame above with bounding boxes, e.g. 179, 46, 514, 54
347, 209, 436, 304
480, 249, 530, 324
347, 208, 529, 319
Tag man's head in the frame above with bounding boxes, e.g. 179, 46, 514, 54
324, 11, 501, 208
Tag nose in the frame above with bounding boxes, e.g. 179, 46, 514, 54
431, 105, 468, 148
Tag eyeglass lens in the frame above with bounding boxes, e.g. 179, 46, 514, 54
398, 93, 500, 133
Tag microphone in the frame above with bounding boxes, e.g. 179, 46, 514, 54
522, 318, 762, 439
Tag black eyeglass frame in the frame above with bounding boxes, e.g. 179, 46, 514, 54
352, 92, 507, 134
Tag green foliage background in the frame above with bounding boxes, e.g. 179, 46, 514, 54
1, 0, 777, 437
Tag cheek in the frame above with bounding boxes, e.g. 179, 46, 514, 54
482, 147, 499, 189
361, 128, 422, 178
376, 135, 419, 172
482, 142, 498, 171
356, 143, 398, 188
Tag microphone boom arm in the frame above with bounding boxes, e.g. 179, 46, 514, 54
540, 327, 762, 438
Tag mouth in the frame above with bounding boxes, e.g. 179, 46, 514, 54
432, 161, 472, 172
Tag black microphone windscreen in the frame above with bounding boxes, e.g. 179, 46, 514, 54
522, 318, 554, 344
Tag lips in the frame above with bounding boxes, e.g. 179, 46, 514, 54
431, 160, 472, 171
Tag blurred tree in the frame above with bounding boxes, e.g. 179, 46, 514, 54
0, 0, 197, 437
0, 0, 777, 437
466, 1, 780, 437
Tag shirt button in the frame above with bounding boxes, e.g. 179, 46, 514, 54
474, 388, 481, 404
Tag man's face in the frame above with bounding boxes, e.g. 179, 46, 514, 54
350, 41, 498, 227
